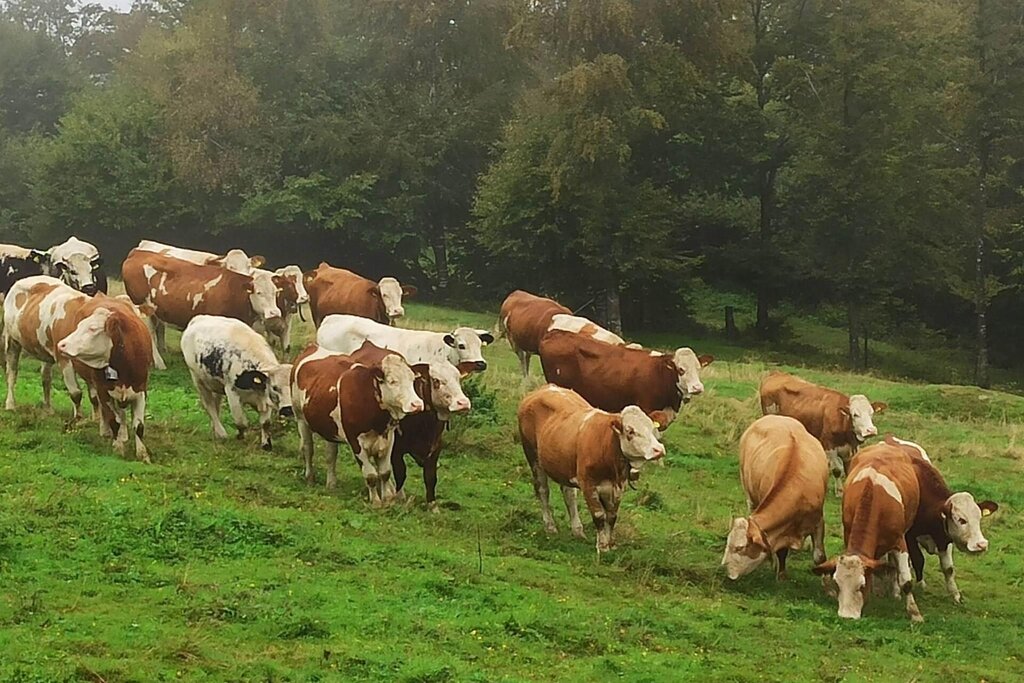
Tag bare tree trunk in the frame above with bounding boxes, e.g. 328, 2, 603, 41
847, 302, 862, 371
605, 273, 622, 335
755, 168, 774, 337
431, 231, 449, 294
973, 0, 991, 389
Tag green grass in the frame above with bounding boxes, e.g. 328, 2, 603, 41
1, 299, 1023, 682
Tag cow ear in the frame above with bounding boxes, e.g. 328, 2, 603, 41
979, 501, 998, 516
477, 330, 495, 345
92, 256, 103, 269
649, 410, 670, 431
861, 557, 885, 574
698, 354, 714, 367
871, 401, 888, 413
610, 416, 623, 435
443, 334, 456, 348
839, 406, 851, 417
235, 369, 269, 391
811, 560, 836, 575
401, 284, 418, 297
941, 497, 954, 519
29, 249, 49, 264
250, 255, 266, 268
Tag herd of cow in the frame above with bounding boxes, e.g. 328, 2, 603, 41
0, 237, 1001, 623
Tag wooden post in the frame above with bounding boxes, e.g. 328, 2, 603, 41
725, 306, 737, 339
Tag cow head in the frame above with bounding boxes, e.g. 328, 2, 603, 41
613, 405, 665, 466
375, 354, 425, 419
443, 328, 493, 373
47, 237, 103, 295
57, 307, 115, 368
377, 277, 413, 320
248, 270, 283, 322
843, 395, 886, 442
813, 554, 884, 619
942, 493, 998, 554
275, 265, 308, 304
235, 364, 295, 418
671, 348, 713, 402
721, 517, 770, 580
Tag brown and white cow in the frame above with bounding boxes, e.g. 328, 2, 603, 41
813, 443, 923, 622
4, 276, 153, 461
136, 240, 265, 274
498, 290, 572, 376
538, 329, 713, 430
517, 385, 665, 552
113, 295, 166, 370
347, 342, 471, 508
122, 249, 282, 351
722, 415, 829, 581
292, 342, 424, 506
305, 263, 416, 327
759, 371, 887, 493
884, 435, 998, 604
252, 266, 309, 352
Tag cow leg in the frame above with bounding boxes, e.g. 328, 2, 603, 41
355, 450, 382, 506
893, 547, 924, 623
113, 402, 130, 455
422, 451, 440, 511
324, 441, 340, 490
154, 318, 167, 354
87, 385, 100, 421
375, 446, 397, 506
530, 465, 558, 534
518, 351, 531, 377
811, 517, 827, 565
561, 486, 585, 539
826, 449, 844, 496
298, 418, 316, 485
582, 485, 606, 550
391, 450, 409, 502
597, 482, 622, 551
937, 544, 962, 604
256, 403, 273, 451
193, 379, 228, 440
281, 313, 292, 353
40, 362, 53, 411
224, 389, 249, 441
907, 535, 927, 588
130, 392, 150, 464
775, 548, 790, 581
58, 361, 83, 421
4, 336, 20, 410
96, 395, 121, 456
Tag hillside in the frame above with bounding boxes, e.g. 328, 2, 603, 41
0, 301, 1021, 682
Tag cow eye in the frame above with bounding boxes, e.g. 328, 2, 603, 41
458, 344, 466, 350
432, 379, 440, 388
958, 518, 967, 525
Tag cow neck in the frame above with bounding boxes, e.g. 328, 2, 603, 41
342, 365, 392, 435
596, 415, 631, 482
844, 486, 886, 560
653, 358, 683, 412
748, 439, 804, 549
106, 314, 150, 391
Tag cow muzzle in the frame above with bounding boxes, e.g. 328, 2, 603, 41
81, 283, 98, 296
389, 308, 405, 319
648, 443, 666, 461
968, 539, 989, 553
407, 399, 425, 414
452, 397, 471, 413
279, 406, 294, 419
473, 360, 487, 372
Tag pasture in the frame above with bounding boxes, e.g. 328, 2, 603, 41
0, 300, 1021, 682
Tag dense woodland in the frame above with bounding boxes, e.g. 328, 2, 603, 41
1, 0, 1022, 384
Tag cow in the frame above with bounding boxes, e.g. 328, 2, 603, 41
46, 236, 107, 295
292, 342, 424, 506
498, 290, 571, 376
4, 276, 152, 461
252, 265, 309, 352
181, 315, 294, 451
348, 342, 471, 509
722, 415, 829, 581
0, 245, 47, 296
884, 435, 998, 604
135, 240, 265, 274
517, 385, 665, 552
759, 371, 887, 494
548, 313, 627, 345
813, 443, 923, 622
304, 263, 416, 326
538, 329, 713, 430
121, 249, 282, 352
316, 314, 493, 375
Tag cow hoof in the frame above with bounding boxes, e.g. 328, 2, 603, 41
571, 527, 586, 540
777, 571, 788, 582
953, 593, 963, 605
544, 524, 558, 535
910, 613, 924, 624
427, 502, 440, 514
304, 473, 315, 486
261, 442, 272, 452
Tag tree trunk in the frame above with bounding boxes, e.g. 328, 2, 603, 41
431, 231, 449, 294
847, 301, 862, 370
755, 168, 774, 337
973, 0, 991, 389
974, 234, 989, 387
605, 273, 622, 335
725, 306, 737, 339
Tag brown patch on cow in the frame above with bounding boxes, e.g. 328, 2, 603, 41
305, 263, 394, 326
759, 372, 864, 454
500, 290, 571, 355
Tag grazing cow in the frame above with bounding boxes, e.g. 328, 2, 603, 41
113, 295, 166, 370
498, 290, 571, 376
136, 240, 265, 274
305, 263, 416, 326
722, 415, 829, 581
317, 314, 493, 375
4, 276, 152, 461
548, 313, 627, 345
759, 371, 887, 493
349, 342, 471, 508
884, 435, 998, 604
122, 250, 282, 351
517, 385, 665, 552
538, 329, 713, 429
253, 266, 309, 352
292, 343, 424, 505
46, 236, 107, 295
181, 315, 294, 451
0, 245, 47, 296
813, 443, 923, 622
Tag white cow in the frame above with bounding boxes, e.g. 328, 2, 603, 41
136, 240, 264, 274
181, 315, 293, 451
47, 236, 105, 295
317, 314, 494, 374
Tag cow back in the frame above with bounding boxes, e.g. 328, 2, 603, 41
842, 445, 920, 558
760, 372, 853, 449
500, 290, 571, 354
305, 264, 385, 325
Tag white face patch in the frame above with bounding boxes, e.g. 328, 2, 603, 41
672, 347, 705, 398
378, 355, 423, 418
57, 308, 114, 368
276, 266, 308, 303
833, 555, 868, 619
851, 467, 903, 506
944, 492, 989, 553
848, 395, 878, 441
617, 405, 665, 464
721, 517, 768, 580
377, 277, 405, 319
249, 271, 282, 321
426, 362, 470, 417
445, 327, 489, 365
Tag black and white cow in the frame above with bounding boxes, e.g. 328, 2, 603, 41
0, 244, 47, 296
180, 314, 293, 450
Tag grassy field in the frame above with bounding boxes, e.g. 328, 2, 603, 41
1, 299, 1022, 682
